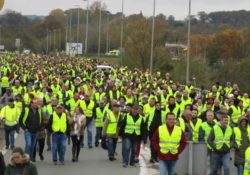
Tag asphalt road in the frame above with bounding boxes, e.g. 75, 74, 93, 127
2, 130, 238, 175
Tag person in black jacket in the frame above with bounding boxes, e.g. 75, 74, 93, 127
19, 99, 44, 162
120, 105, 146, 167
0, 151, 5, 175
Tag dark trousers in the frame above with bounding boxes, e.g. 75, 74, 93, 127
71, 135, 83, 160
33, 138, 45, 160
150, 135, 157, 160
95, 127, 102, 145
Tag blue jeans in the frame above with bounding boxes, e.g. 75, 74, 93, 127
107, 136, 117, 158
52, 133, 67, 162
237, 164, 244, 175
159, 160, 177, 175
82, 119, 93, 146
211, 152, 231, 175
122, 138, 137, 165
24, 131, 38, 160
4, 125, 16, 148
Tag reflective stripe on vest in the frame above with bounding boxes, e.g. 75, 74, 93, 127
214, 125, 233, 150
106, 111, 120, 135
80, 100, 94, 117
159, 125, 182, 154
234, 127, 250, 148
231, 106, 242, 124
125, 115, 142, 135
52, 112, 67, 133
190, 118, 202, 142
201, 122, 213, 149
95, 107, 106, 127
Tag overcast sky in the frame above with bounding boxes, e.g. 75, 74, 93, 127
3, 0, 250, 20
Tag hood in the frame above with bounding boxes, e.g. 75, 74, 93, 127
238, 117, 249, 129
9, 154, 30, 166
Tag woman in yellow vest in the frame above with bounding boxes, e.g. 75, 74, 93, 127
233, 117, 250, 175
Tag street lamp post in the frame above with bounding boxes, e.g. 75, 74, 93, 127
149, 0, 156, 74
65, 14, 68, 52
83, 0, 89, 56
98, 0, 102, 59
75, 5, 80, 55
186, 0, 191, 84
120, 0, 124, 65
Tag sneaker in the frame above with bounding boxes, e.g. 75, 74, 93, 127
130, 163, 136, 167
109, 157, 115, 161
134, 159, 139, 163
10, 145, 15, 150
88, 145, 93, 149
123, 164, 128, 168
72, 158, 76, 162
5, 146, 9, 150
39, 155, 44, 161
95, 142, 99, 147
60, 161, 64, 165
53, 161, 57, 165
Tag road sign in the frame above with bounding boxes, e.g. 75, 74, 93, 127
15, 38, 21, 47
66, 42, 83, 55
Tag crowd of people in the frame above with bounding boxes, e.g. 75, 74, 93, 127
0, 53, 249, 175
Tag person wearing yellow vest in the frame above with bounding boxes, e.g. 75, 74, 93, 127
207, 115, 234, 175
102, 102, 121, 161
244, 146, 250, 175
148, 102, 166, 163
1, 74, 9, 95
198, 110, 216, 168
229, 99, 244, 127
119, 105, 146, 167
44, 97, 58, 151
0, 98, 21, 149
19, 99, 43, 162
233, 117, 250, 175
79, 93, 95, 148
152, 112, 187, 175
165, 96, 180, 118
47, 105, 69, 165
190, 109, 202, 142
94, 100, 107, 147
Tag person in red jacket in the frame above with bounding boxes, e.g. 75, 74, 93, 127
152, 112, 187, 175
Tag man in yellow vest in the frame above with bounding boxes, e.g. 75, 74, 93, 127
244, 146, 250, 175
207, 115, 234, 175
95, 100, 107, 147
190, 109, 202, 142
102, 102, 121, 161
233, 117, 250, 175
79, 93, 95, 148
47, 105, 69, 165
119, 105, 146, 167
0, 98, 20, 149
198, 110, 216, 169
19, 99, 43, 162
152, 112, 187, 175
229, 99, 244, 128
1, 74, 9, 95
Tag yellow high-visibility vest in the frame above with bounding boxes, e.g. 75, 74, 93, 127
159, 125, 182, 154
52, 112, 67, 133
